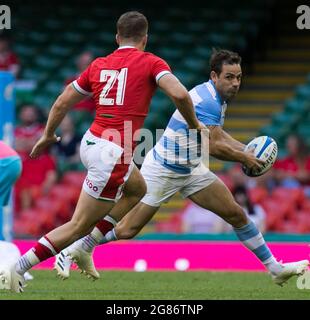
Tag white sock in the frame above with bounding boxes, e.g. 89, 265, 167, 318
75, 227, 104, 253
15, 249, 40, 276
100, 229, 117, 244
68, 216, 117, 253
264, 256, 282, 275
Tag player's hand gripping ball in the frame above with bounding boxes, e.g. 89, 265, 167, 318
242, 136, 278, 177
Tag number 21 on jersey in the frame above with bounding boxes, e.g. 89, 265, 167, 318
99, 68, 128, 106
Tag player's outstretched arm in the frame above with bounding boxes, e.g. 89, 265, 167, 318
208, 125, 264, 171
30, 84, 85, 158
157, 73, 201, 130
221, 129, 246, 152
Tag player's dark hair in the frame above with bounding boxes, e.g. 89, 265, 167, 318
117, 11, 148, 42
210, 49, 241, 75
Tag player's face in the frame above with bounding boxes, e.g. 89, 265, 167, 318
212, 64, 242, 102
0, 40, 8, 52
286, 136, 299, 156
20, 106, 38, 125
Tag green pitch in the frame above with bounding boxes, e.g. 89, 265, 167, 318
0, 270, 309, 300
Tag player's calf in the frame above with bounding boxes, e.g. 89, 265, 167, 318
231, 218, 306, 283
54, 216, 117, 279
114, 223, 140, 239
220, 202, 248, 228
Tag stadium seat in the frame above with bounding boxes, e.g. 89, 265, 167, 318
296, 211, 310, 233
284, 99, 308, 114
271, 187, 305, 207
248, 187, 268, 204
272, 112, 300, 128
15, 208, 47, 236
36, 196, 72, 223
62, 171, 86, 186
155, 213, 182, 233
261, 198, 293, 230
35, 197, 60, 214
49, 184, 80, 205
301, 199, 310, 211
281, 220, 299, 233
296, 84, 310, 100
44, 18, 63, 31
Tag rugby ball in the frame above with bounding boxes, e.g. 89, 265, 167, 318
242, 136, 278, 177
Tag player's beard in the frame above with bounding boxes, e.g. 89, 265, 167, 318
225, 90, 238, 103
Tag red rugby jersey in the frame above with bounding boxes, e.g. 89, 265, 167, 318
0, 52, 19, 71
72, 46, 171, 149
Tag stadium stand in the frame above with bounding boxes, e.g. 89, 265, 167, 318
6, 0, 310, 237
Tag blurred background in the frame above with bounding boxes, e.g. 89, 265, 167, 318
1, 0, 310, 242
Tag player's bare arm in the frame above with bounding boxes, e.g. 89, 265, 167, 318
30, 84, 85, 158
208, 125, 264, 170
158, 73, 202, 130
221, 129, 246, 151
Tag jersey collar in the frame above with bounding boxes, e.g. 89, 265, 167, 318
208, 79, 224, 105
117, 45, 136, 50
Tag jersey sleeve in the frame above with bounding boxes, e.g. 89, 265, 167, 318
72, 64, 92, 96
196, 100, 222, 126
150, 56, 172, 84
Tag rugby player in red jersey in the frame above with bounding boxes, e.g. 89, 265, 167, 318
0, 11, 203, 292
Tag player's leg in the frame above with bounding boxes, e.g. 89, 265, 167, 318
0, 189, 115, 292
80, 147, 180, 245
55, 149, 181, 279
55, 203, 159, 280
107, 202, 159, 241
185, 175, 309, 285
74, 164, 147, 251
55, 169, 159, 279
187, 178, 248, 227
53, 132, 137, 279
56, 202, 159, 280
55, 164, 147, 279
0, 131, 128, 292
68, 167, 161, 245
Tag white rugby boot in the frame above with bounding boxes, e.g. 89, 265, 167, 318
0, 264, 26, 293
271, 259, 309, 286
54, 251, 73, 280
55, 244, 100, 280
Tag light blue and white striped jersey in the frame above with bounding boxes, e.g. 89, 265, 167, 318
153, 79, 227, 174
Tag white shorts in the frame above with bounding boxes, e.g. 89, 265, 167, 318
80, 130, 134, 202
140, 149, 217, 207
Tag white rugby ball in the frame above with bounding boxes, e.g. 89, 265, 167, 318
242, 136, 278, 177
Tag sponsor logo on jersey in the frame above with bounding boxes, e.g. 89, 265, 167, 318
86, 140, 96, 146
85, 177, 99, 192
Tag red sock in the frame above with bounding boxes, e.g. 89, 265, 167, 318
95, 219, 114, 235
33, 236, 59, 261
